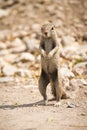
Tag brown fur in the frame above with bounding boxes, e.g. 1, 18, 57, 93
38, 23, 67, 105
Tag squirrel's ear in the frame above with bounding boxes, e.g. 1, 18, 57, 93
41, 27, 43, 31
51, 24, 55, 30
53, 25, 55, 28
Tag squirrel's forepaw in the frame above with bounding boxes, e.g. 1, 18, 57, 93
48, 53, 53, 58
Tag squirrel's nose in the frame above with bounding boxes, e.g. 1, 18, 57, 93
44, 32, 47, 36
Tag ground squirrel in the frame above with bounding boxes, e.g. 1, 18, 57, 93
38, 23, 67, 106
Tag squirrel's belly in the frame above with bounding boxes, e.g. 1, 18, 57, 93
41, 57, 58, 74
47, 61, 57, 74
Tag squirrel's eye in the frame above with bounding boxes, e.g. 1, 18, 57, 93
51, 27, 54, 30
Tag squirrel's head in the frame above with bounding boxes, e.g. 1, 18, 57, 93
41, 23, 56, 38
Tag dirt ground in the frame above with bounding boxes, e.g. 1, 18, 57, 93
0, 81, 87, 130
0, 0, 87, 130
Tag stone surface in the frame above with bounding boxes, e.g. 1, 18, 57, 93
0, 9, 10, 18
70, 78, 87, 88
60, 66, 75, 78
61, 35, 75, 46
2, 65, 17, 76
17, 52, 35, 62
23, 37, 39, 52
0, 41, 6, 49
73, 62, 87, 76
8, 38, 26, 53
0, 76, 14, 83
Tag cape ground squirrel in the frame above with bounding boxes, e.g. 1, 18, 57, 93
38, 23, 67, 106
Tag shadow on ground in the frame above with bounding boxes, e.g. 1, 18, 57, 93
0, 99, 56, 109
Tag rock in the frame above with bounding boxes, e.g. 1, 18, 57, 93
36, 55, 41, 62
0, 49, 9, 56
80, 113, 87, 116
11, 30, 29, 39
0, 41, 6, 49
70, 79, 78, 89
61, 44, 87, 61
0, 58, 8, 67
73, 62, 87, 76
31, 23, 40, 33
16, 68, 31, 77
0, 77, 14, 83
62, 77, 70, 89
65, 78, 86, 99
0, 30, 11, 41
4, 54, 18, 63
60, 66, 74, 96
0, 58, 7, 76
67, 102, 75, 108
79, 79, 87, 86
23, 37, 39, 52
16, 52, 35, 62
47, 117, 54, 122
60, 45, 80, 61
84, 91, 87, 96
60, 65, 75, 78
77, 44, 87, 61
61, 35, 76, 46
0, 9, 10, 18
0, 66, 2, 76
70, 78, 87, 88
23, 85, 37, 89
9, 38, 25, 47
8, 38, 26, 53
9, 46, 26, 53
2, 65, 17, 76
64, 78, 86, 99
46, 5, 54, 12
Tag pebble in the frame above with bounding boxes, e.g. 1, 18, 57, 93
0, 77, 14, 83
17, 52, 35, 62
61, 35, 75, 46
67, 102, 76, 108
0, 41, 6, 49
73, 62, 87, 76
0, 9, 10, 18
60, 65, 75, 78
23, 37, 39, 52
2, 65, 17, 76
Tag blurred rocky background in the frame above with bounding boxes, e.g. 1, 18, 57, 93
0, 0, 87, 98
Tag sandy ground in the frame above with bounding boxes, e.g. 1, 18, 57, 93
0, 81, 87, 130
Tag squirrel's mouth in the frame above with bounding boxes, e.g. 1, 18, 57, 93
43, 33, 51, 38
